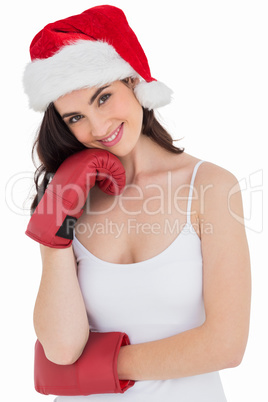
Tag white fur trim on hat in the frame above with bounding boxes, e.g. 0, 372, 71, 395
134, 80, 173, 111
23, 39, 172, 112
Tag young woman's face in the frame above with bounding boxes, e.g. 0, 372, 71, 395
54, 80, 143, 157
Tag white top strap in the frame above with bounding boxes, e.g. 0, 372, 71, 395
186, 160, 205, 224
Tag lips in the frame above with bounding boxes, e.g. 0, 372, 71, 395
98, 123, 124, 147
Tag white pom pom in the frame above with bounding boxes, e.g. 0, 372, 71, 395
134, 80, 173, 110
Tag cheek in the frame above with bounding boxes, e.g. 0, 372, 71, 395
69, 124, 92, 145
113, 94, 143, 126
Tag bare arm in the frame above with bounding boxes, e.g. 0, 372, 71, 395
117, 164, 251, 381
34, 245, 89, 365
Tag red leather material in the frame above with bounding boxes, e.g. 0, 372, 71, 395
26, 149, 125, 248
34, 331, 135, 396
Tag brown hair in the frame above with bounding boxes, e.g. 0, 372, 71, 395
30, 103, 184, 213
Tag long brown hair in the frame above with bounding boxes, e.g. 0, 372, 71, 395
30, 103, 184, 213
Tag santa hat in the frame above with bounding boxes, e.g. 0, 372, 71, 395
23, 5, 173, 112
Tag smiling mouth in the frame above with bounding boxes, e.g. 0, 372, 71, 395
99, 124, 122, 143
97, 123, 124, 147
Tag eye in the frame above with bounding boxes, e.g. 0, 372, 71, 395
98, 93, 111, 106
69, 115, 83, 124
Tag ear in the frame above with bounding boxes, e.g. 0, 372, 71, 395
132, 77, 140, 88
122, 76, 140, 89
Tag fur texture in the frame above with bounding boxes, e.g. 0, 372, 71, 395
23, 40, 172, 111
134, 80, 173, 111
23, 41, 137, 111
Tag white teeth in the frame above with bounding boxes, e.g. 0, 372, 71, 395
101, 126, 121, 143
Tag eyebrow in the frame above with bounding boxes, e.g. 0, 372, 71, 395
89, 85, 110, 105
61, 85, 111, 120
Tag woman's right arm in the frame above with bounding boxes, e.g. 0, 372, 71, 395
29, 149, 125, 366
34, 244, 90, 365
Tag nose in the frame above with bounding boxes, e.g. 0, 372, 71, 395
87, 111, 111, 139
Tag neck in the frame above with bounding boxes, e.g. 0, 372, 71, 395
119, 134, 171, 185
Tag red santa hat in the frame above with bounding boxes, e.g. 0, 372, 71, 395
23, 5, 173, 112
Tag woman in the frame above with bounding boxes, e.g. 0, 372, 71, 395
23, 5, 251, 402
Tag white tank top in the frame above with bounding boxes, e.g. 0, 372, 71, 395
55, 160, 227, 402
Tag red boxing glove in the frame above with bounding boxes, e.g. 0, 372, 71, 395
26, 149, 125, 248
35, 331, 135, 396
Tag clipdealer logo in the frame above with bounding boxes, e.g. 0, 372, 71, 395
5, 169, 264, 234
228, 169, 263, 233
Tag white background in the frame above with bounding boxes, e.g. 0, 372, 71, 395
1, 1, 267, 401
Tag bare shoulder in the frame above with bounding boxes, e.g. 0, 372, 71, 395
174, 152, 239, 188
194, 159, 238, 188
195, 159, 242, 215
190, 157, 246, 238
178, 153, 243, 230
